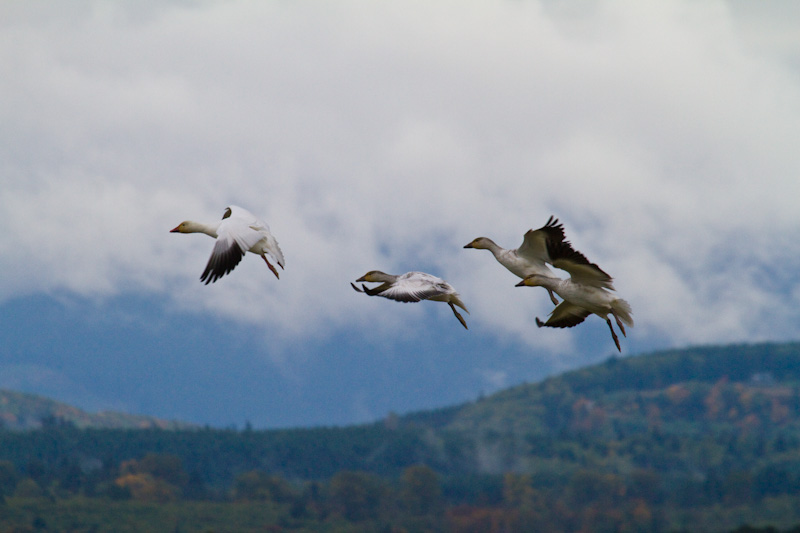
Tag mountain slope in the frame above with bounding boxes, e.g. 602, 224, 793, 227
0, 389, 194, 430
396, 341, 800, 477
442, 341, 800, 435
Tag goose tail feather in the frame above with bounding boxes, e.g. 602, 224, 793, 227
612, 298, 634, 327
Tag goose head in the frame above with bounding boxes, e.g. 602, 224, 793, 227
463, 237, 495, 250
170, 220, 218, 237
516, 274, 547, 287
170, 221, 191, 233
356, 271, 392, 283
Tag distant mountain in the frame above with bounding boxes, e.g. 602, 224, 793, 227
0, 389, 194, 430
4, 341, 800, 437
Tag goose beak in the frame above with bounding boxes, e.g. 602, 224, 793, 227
463, 243, 473, 249
169, 225, 181, 233
515, 280, 527, 287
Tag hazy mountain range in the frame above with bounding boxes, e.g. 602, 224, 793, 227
4, 340, 799, 438
0, 389, 194, 431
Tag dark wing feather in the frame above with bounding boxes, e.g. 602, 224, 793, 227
536, 215, 567, 244
547, 239, 614, 289
200, 237, 246, 284
538, 301, 591, 328
517, 216, 568, 263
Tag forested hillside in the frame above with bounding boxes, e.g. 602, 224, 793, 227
2, 342, 800, 532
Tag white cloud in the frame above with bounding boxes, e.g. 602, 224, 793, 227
2, 0, 800, 362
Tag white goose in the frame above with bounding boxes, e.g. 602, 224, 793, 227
170, 205, 285, 284
516, 239, 633, 352
351, 271, 470, 329
464, 216, 567, 305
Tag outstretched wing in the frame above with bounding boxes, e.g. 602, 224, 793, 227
517, 216, 567, 265
200, 231, 246, 284
199, 212, 262, 284
547, 239, 615, 290
538, 301, 591, 328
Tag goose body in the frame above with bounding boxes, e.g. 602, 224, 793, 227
170, 205, 284, 284
351, 270, 469, 329
464, 216, 567, 305
516, 240, 633, 351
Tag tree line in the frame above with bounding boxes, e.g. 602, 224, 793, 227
3, 342, 800, 531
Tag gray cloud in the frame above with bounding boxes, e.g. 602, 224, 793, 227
2, 0, 799, 362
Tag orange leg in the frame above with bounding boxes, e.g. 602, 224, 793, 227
449, 302, 468, 330
606, 317, 621, 352
261, 254, 280, 279
613, 311, 627, 337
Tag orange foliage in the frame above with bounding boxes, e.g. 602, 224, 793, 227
446, 505, 506, 533
666, 384, 691, 405
115, 472, 180, 503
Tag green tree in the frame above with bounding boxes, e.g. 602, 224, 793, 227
400, 464, 442, 516
566, 469, 624, 507
327, 470, 389, 522
232, 470, 295, 503
13, 477, 44, 499
0, 460, 18, 498
133, 453, 189, 488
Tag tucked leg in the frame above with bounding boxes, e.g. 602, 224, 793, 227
535, 317, 545, 328
547, 289, 559, 306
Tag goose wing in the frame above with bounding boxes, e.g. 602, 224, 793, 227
516, 216, 566, 265
200, 231, 246, 284
547, 239, 615, 290
378, 272, 449, 303
199, 209, 264, 284
539, 301, 591, 328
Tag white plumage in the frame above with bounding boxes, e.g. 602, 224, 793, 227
464, 216, 568, 305
170, 205, 284, 284
516, 239, 633, 352
351, 270, 470, 329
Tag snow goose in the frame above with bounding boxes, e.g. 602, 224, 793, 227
463, 216, 568, 305
515, 239, 633, 352
170, 205, 285, 284
351, 271, 470, 329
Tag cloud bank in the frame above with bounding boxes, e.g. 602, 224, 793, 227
2, 0, 799, 362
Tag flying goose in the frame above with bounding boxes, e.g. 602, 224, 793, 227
464, 216, 568, 305
170, 205, 284, 284
516, 239, 633, 351
351, 271, 470, 329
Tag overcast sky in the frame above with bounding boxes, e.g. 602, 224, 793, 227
2, 0, 799, 427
